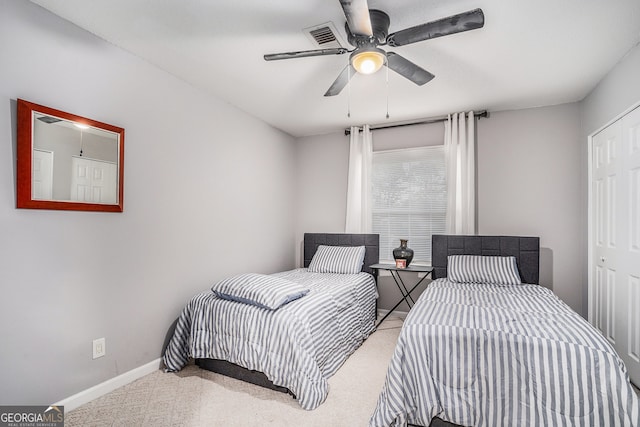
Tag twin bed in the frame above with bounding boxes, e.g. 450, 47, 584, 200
371, 235, 639, 426
163, 233, 380, 410
162, 233, 639, 426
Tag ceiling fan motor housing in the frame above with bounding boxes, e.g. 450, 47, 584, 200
346, 9, 390, 47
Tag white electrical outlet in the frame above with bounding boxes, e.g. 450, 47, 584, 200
92, 337, 106, 359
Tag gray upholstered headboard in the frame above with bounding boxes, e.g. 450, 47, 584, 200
432, 235, 540, 284
303, 233, 379, 276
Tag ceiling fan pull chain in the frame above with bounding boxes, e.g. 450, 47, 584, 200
385, 54, 390, 119
347, 63, 352, 118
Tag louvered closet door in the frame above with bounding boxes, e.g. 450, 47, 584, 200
590, 104, 640, 385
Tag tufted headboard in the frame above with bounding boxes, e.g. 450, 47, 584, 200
303, 233, 379, 276
432, 235, 540, 284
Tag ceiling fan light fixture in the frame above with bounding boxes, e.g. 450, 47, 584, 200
351, 48, 386, 75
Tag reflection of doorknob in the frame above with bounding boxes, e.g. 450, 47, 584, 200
600, 257, 606, 263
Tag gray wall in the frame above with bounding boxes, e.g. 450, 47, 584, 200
294, 131, 349, 261
581, 43, 640, 136
477, 104, 582, 312
295, 106, 585, 314
0, 1, 296, 405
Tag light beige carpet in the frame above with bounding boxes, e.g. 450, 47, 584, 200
65, 316, 404, 427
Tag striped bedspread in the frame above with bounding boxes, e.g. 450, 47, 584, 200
163, 268, 377, 410
370, 279, 640, 427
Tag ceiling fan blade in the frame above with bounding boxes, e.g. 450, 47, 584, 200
339, 0, 373, 36
387, 8, 484, 47
324, 65, 356, 97
386, 52, 435, 86
264, 48, 348, 61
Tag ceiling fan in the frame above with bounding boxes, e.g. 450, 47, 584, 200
264, 0, 484, 97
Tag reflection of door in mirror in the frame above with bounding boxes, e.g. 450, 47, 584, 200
33, 117, 119, 202
70, 156, 117, 204
32, 149, 53, 200
17, 98, 125, 212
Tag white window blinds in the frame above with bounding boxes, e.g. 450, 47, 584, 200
372, 146, 447, 264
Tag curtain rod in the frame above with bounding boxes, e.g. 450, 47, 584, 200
344, 110, 489, 136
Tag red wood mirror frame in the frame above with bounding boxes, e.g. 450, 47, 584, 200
16, 99, 125, 212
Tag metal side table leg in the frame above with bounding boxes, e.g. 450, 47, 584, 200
376, 271, 431, 327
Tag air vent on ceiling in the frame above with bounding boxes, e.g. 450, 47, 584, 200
37, 116, 62, 124
303, 22, 346, 49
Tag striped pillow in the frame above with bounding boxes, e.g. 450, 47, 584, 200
307, 245, 366, 274
211, 273, 309, 310
447, 255, 522, 285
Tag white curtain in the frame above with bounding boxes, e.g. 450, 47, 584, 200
345, 125, 373, 233
444, 112, 476, 234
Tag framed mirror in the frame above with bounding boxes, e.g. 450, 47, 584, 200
16, 99, 124, 212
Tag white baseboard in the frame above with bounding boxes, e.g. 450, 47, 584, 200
55, 358, 162, 411
377, 308, 409, 320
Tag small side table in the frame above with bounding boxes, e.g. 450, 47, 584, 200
370, 263, 434, 327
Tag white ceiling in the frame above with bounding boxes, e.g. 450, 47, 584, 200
30, 0, 640, 137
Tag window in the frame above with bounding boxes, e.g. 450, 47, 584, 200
372, 146, 447, 264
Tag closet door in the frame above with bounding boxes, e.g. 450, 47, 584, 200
621, 106, 640, 382
590, 105, 640, 385
32, 149, 53, 200
591, 119, 622, 348
70, 156, 118, 204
